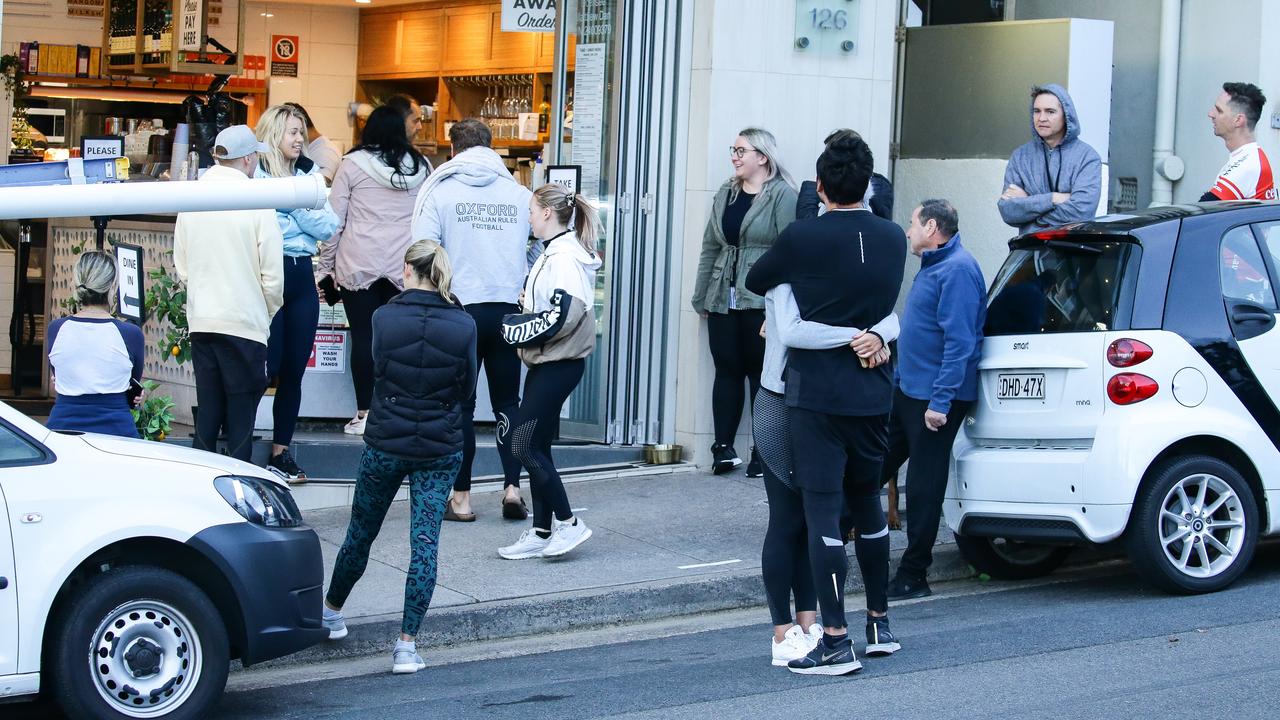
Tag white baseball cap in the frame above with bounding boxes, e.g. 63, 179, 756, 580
212, 125, 270, 160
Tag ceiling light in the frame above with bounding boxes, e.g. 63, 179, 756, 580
260, 12, 273, 16
355, 0, 372, 4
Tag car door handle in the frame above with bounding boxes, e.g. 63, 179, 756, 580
1231, 308, 1274, 323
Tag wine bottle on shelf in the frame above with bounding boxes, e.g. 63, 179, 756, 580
537, 85, 551, 143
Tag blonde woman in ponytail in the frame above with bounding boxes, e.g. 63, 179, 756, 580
494, 184, 602, 561
321, 239, 478, 675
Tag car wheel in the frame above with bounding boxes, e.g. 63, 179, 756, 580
1127, 454, 1258, 594
954, 534, 1071, 580
49, 565, 230, 720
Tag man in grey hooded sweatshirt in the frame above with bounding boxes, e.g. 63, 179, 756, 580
998, 84, 1102, 235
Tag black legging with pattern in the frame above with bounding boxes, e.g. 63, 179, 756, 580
754, 388, 817, 626
510, 358, 585, 530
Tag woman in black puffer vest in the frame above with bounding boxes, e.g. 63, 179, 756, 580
321, 239, 478, 675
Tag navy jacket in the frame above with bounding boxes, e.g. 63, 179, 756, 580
895, 233, 986, 414
364, 289, 478, 460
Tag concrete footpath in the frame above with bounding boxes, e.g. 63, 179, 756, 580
249, 468, 973, 669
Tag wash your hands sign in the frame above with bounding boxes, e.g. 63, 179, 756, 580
501, 0, 556, 32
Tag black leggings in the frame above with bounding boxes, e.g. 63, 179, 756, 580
267, 256, 320, 448
790, 409, 891, 629
510, 359, 584, 530
707, 309, 766, 446
340, 278, 400, 411
455, 302, 524, 491
754, 389, 816, 626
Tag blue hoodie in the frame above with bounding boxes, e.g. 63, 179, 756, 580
255, 156, 340, 257
895, 233, 986, 415
997, 83, 1102, 235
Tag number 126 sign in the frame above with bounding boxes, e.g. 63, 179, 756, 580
793, 0, 860, 54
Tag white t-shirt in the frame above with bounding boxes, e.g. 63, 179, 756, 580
1209, 142, 1278, 200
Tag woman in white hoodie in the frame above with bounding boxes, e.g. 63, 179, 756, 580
497, 184, 602, 560
318, 106, 432, 435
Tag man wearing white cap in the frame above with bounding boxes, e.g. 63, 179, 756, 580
174, 125, 285, 461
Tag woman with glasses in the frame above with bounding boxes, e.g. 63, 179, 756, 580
690, 128, 797, 475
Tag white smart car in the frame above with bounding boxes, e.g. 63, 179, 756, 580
0, 401, 327, 718
948, 202, 1280, 593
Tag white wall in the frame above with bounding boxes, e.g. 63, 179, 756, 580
244, 2, 359, 151
1171, 0, 1278, 203
675, 0, 898, 465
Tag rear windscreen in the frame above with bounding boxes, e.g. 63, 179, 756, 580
985, 239, 1138, 336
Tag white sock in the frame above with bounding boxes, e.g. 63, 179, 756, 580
323, 606, 341, 620
395, 639, 415, 652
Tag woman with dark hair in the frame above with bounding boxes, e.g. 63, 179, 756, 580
319, 106, 432, 436
46, 251, 145, 438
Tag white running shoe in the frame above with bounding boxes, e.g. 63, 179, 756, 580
807, 623, 822, 646
322, 606, 348, 640
343, 413, 367, 436
542, 518, 592, 557
391, 641, 426, 674
771, 625, 813, 667
499, 528, 551, 559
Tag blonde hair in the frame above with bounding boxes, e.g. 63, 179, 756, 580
404, 240, 457, 304
732, 127, 796, 198
255, 104, 308, 178
73, 250, 116, 308
532, 183, 600, 256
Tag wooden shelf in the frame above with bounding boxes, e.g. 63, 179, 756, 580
26, 74, 265, 95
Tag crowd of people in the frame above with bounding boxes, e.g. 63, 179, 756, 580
41, 78, 1272, 677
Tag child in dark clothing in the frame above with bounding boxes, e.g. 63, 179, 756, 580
746, 133, 907, 676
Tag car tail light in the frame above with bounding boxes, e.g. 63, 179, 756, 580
1107, 338, 1154, 367
1108, 373, 1159, 405
1030, 228, 1072, 240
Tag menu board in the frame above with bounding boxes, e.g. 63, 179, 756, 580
571, 43, 607, 200
67, 0, 104, 19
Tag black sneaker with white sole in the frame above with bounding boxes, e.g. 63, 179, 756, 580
711, 443, 742, 475
865, 615, 901, 656
267, 449, 307, 485
886, 575, 932, 601
787, 635, 863, 676
745, 446, 763, 478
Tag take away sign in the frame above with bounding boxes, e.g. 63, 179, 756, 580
501, 0, 556, 33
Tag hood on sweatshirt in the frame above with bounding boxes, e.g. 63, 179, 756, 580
544, 232, 604, 273
1029, 83, 1082, 148
445, 146, 515, 188
348, 149, 430, 190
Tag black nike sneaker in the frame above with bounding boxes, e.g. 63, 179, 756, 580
711, 443, 742, 475
865, 615, 902, 656
745, 446, 763, 478
886, 575, 932, 601
267, 449, 308, 485
787, 635, 863, 676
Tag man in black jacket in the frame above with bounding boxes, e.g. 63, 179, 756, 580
746, 133, 906, 676
797, 129, 894, 221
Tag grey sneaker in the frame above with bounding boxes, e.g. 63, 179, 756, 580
392, 641, 426, 674
322, 606, 347, 640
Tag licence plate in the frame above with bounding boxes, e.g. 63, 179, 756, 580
996, 373, 1045, 400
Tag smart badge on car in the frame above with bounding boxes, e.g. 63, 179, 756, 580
996, 372, 1045, 400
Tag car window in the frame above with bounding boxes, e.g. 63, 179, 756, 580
985, 240, 1136, 335
1252, 220, 1280, 290
1219, 225, 1276, 308
0, 422, 46, 465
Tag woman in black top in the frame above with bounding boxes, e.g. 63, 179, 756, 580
690, 127, 798, 475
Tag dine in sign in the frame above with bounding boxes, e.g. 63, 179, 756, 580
500, 0, 556, 33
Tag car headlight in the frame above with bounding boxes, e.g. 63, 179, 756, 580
214, 475, 303, 528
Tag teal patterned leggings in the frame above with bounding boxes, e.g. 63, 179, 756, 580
326, 446, 462, 637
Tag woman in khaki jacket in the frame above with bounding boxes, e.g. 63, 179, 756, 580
691, 127, 797, 475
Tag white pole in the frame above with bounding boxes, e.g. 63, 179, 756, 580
1151, 0, 1183, 206
0, 174, 328, 221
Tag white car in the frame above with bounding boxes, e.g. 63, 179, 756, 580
947, 202, 1280, 593
0, 400, 327, 718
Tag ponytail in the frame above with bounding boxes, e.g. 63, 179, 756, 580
403, 239, 456, 304
532, 183, 601, 257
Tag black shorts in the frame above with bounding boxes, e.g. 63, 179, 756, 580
191, 332, 268, 396
787, 407, 888, 494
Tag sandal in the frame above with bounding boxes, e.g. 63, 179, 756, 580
444, 499, 476, 522
502, 496, 530, 521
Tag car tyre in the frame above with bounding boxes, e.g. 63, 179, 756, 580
1127, 454, 1258, 594
49, 565, 230, 720
954, 534, 1070, 580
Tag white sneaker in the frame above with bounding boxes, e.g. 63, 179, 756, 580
322, 606, 348, 640
542, 518, 592, 557
343, 413, 367, 436
771, 625, 812, 667
807, 623, 822, 647
499, 528, 551, 559
391, 641, 425, 674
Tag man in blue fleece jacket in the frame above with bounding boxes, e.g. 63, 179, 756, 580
886, 199, 987, 600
